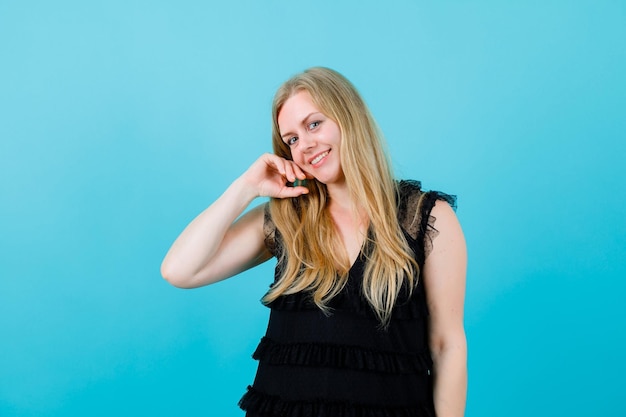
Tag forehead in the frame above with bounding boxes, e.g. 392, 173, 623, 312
277, 91, 321, 130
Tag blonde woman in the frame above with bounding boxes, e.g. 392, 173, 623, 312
161, 67, 467, 417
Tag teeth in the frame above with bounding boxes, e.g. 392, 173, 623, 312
311, 151, 329, 165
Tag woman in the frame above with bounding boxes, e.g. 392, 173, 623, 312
161, 67, 467, 417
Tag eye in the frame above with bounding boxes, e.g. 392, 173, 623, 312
287, 136, 298, 146
308, 121, 320, 130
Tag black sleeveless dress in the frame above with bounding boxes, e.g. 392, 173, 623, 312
239, 180, 456, 417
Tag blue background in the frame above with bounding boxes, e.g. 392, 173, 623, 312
1, 1, 625, 416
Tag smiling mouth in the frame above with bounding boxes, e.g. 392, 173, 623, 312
310, 150, 330, 165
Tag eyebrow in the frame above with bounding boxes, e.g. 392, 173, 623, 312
280, 112, 319, 140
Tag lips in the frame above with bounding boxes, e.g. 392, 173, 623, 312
309, 150, 330, 166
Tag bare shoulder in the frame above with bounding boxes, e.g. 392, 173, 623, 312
423, 199, 466, 273
428, 199, 464, 252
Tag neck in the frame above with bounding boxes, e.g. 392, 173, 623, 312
326, 182, 351, 209
326, 182, 369, 226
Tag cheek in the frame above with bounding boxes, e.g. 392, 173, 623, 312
289, 149, 305, 164
334, 127, 343, 144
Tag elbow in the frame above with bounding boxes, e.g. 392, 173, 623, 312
160, 260, 195, 289
430, 330, 467, 361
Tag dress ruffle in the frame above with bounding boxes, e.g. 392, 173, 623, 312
253, 337, 432, 375
239, 385, 436, 417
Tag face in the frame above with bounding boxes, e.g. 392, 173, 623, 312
277, 91, 344, 186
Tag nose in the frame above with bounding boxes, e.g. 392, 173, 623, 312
299, 132, 317, 152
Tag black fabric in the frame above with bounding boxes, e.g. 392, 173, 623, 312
240, 180, 456, 417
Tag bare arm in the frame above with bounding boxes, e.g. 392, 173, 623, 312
160, 153, 309, 288
423, 200, 468, 417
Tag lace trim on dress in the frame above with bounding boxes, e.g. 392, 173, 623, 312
396, 180, 457, 261
253, 337, 432, 375
239, 386, 436, 417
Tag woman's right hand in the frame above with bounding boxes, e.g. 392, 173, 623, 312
241, 153, 310, 199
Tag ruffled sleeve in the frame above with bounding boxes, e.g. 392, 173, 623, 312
396, 180, 457, 263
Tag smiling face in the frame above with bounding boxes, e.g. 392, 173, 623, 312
277, 90, 344, 186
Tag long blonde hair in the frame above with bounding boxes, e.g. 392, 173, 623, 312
263, 67, 418, 326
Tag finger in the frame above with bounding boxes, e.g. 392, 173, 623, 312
294, 165, 308, 180
283, 163, 296, 183
295, 165, 315, 180
268, 156, 287, 178
294, 186, 309, 195
277, 185, 309, 199
284, 160, 306, 180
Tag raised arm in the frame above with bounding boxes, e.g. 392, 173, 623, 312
423, 200, 468, 417
160, 153, 309, 289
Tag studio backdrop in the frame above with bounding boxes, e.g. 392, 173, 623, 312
1, 1, 624, 416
